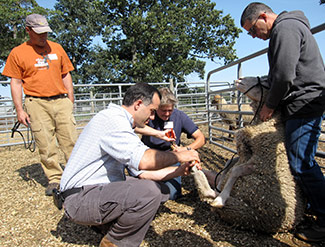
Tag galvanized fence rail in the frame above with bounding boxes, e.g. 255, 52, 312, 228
0, 81, 224, 148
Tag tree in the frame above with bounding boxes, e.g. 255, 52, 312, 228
99, 0, 241, 83
321, 0, 325, 4
1, 0, 241, 85
48, 0, 104, 84
51, 0, 240, 84
0, 0, 47, 78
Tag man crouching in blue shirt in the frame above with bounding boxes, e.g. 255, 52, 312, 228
139, 87, 205, 200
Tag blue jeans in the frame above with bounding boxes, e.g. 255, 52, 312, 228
164, 163, 182, 200
285, 115, 325, 226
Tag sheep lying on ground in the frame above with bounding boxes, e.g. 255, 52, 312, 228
212, 94, 253, 136
192, 76, 306, 233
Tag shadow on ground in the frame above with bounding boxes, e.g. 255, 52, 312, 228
16, 163, 48, 187
51, 215, 101, 246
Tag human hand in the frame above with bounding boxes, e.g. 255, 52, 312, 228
164, 128, 176, 140
171, 145, 188, 152
173, 145, 199, 153
259, 104, 274, 122
154, 129, 176, 142
178, 160, 202, 176
176, 148, 200, 165
191, 160, 202, 170
17, 110, 30, 127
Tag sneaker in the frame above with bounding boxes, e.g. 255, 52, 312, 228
45, 183, 59, 196
295, 225, 325, 242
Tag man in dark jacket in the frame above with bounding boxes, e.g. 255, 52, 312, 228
241, 2, 325, 242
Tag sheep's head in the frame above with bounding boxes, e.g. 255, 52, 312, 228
235, 76, 269, 102
212, 94, 227, 110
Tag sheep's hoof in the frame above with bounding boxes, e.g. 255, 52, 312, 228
210, 196, 225, 208
200, 189, 218, 199
200, 197, 215, 203
198, 191, 217, 203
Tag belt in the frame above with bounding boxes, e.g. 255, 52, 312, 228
61, 187, 82, 199
25, 94, 67, 100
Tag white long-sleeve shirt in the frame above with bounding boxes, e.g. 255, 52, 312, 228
60, 103, 148, 191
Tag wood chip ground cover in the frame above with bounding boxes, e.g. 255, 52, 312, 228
0, 125, 324, 247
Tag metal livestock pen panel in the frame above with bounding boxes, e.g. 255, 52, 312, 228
0, 81, 222, 148
0, 82, 167, 147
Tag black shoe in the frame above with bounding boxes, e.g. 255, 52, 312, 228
45, 183, 59, 196
90, 224, 111, 235
90, 226, 104, 235
295, 225, 325, 242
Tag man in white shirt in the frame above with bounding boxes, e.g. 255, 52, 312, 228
60, 82, 200, 247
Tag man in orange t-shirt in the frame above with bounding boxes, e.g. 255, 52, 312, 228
2, 14, 77, 196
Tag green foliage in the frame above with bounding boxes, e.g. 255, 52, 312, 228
99, 0, 241, 83
0, 0, 47, 78
48, 0, 104, 84
51, 0, 240, 84
1, 0, 241, 85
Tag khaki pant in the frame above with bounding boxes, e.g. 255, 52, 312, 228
24, 97, 77, 183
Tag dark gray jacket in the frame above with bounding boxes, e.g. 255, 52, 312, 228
266, 10, 325, 120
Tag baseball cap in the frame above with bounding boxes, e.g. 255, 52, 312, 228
26, 14, 52, 34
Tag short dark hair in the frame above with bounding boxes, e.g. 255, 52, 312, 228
123, 82, 161, 106
240, 2, 274, 27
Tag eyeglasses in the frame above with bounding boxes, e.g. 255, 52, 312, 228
247, 17, 259, 36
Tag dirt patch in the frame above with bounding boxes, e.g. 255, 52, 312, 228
0, 125, 324, 247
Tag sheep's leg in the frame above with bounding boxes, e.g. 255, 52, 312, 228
215, 157, 239, 192
210, 162, 255, 208
193, 157, 239, 201
191, 166, 218, 201
228, 125, 235, 139
201, 169, 219, 188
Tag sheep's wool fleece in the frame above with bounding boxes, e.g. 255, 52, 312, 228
213, 115, 306, 233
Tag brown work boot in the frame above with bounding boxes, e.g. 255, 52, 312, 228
99, 236, 117, 247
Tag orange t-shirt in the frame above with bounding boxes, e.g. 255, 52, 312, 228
2, 40, 74, 97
